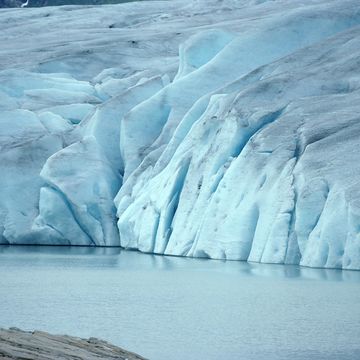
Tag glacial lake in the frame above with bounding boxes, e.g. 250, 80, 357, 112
0, 246, 359, 360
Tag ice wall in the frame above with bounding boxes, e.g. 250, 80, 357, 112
115, 2, 360, 270
0, 0, 360, 269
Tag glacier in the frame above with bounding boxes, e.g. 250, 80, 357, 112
0, 0, 360, 269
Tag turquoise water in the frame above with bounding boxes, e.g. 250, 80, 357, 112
0, 246, 359, 360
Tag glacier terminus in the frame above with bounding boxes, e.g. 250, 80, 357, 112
1, 0, 360, 270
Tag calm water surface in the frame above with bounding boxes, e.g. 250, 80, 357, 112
0, 246, 359, 360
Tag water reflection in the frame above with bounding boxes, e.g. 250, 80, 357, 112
0, 245, 121, 256
0, 245, 359, 283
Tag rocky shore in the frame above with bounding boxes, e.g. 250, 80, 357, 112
0, 328, 147, 359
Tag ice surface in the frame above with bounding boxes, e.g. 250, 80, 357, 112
34, 136, 122, 246
0, 0, 360, 268
0, 110, 64, 243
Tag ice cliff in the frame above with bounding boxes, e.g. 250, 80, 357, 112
1, 0, 360, 269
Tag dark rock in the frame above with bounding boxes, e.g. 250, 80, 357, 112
0, 328, 147, 359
